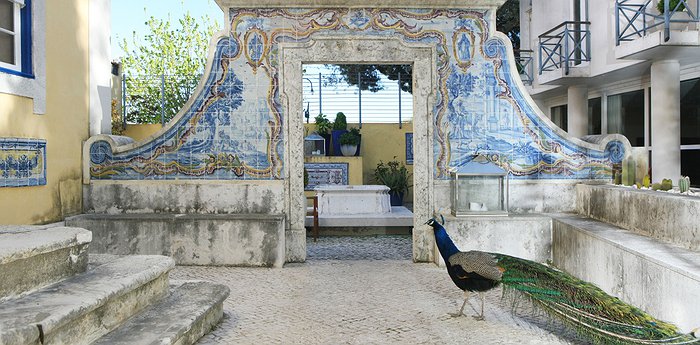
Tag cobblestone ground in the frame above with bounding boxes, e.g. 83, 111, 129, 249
172, 236, 587, 345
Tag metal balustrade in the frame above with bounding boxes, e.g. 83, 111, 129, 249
514, 49, 534, 85
538, 21, 591, 76
616, 0, 700, 45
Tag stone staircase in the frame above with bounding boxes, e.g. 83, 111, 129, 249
549, 184, 700, 332
0, 226, 229, 345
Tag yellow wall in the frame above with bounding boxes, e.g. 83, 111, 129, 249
0, 0, 89, 224
122, 123, 163, 142
304, 122, 414, 202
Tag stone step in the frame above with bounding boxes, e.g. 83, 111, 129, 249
0, 255, 174, 345
0, 226, 92, 300
552, 214, 700, 332
93, 281, 229, 345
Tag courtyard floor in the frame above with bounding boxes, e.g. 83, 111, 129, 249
171, 235, 587, 345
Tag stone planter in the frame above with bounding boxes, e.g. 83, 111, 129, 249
340, 144, 357, 156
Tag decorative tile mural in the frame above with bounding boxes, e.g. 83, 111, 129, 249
0, 138, 46, 187
304, 163, 348, 190
406, 133, 414, 165
88, 8, 624, 181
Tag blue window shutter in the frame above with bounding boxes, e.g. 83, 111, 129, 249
19, 0, 32, 77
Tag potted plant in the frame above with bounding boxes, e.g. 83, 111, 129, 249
314, 113, 332, 155
373, 157, 411, 206
331, 112, 348, 156
339, 128, 360, 156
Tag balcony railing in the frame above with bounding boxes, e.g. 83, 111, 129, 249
538, 21, 591, 76
514, 49, 534, 85
616, 0, 700, 45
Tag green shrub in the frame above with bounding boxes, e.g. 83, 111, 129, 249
333, 112, 347, 130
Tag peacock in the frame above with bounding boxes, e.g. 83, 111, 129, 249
426, 217, 700, 344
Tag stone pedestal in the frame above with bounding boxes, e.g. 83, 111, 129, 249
315, 185, 391, 215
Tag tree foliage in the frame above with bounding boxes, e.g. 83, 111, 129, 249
120, 12, 219, 124
497, 0, 520, 50
330, 1, 520, 94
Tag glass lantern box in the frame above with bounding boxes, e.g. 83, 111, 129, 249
304, 132, 326, 156
450, 158, 509, 216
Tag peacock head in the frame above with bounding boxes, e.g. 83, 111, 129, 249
425, 215, 445, 229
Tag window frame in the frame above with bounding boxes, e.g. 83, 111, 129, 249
0, 0, 32, 78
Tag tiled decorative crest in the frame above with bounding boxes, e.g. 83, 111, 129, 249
304, 163, 349, 190
0, 138, 47, 187
88, 8, 624, 181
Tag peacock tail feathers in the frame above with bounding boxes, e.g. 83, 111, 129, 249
496, 254, 699, 344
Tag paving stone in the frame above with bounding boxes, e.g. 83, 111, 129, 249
172, 236, 589, 344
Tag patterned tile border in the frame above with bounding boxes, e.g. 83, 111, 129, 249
406, 133, 414, 165
0, 138, 47, 187
304, 162, 349, 191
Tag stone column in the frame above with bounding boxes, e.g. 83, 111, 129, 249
567, 85, 588, 137
650, 60, 681, 182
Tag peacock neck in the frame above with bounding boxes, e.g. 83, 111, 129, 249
434, 226, 460, 263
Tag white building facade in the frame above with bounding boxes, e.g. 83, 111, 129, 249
520, 0, 700, 184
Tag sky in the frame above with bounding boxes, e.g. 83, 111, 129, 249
111, 0, 225, 59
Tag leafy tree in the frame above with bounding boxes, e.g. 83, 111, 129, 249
120, 11, 219, 124
497, 0, 520, 50
329, 1, 520, 94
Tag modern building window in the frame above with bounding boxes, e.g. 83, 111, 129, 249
588, 97, 601, 135
607, 90, 644, 146
681, 77, 700, 186
551, 104, 568, 131
0, 0, 32, 77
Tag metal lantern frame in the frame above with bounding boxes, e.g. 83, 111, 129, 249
304, 132, 326, 156
450, 160, 509, 217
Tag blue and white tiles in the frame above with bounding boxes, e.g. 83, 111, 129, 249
0, 138, 46, 187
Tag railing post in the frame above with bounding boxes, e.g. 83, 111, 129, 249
121, 73, 126, 128
160, 74, 166, 126
398, 71, 402, 129
318, 72, 322, 115
615, 0, 621, 45
358, 71, 362, 128
664, 0, 671, 41
564, 24, 570, 75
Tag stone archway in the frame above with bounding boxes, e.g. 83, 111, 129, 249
280, 37, 436, 263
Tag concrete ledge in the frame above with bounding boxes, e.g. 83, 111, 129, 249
0, 226, 91, 300
0, 255, 173, 345
66, 213, 285, 267
93, 281, 229, 345
552, 214, 700, 332
442, 214, 552, 263
576, 184, 700, 251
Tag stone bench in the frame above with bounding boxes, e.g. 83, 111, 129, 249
66, 213, 285, 267
315, 184, 392, 215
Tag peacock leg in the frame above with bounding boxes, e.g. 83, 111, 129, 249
449, 290, 470, 317
472, 292, 485, 321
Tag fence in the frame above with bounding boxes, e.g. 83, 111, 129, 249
302, 68, 414, 127
121, 68, 414, 127
616, 0, 700, 45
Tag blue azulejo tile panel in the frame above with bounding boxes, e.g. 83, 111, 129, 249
89, 7, 624, 182
406, 133, 414, 165
0, 138, 47, 187
304, 163, 349, 191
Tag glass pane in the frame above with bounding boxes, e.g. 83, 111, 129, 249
0, 1, 13, 32
607, 90, 645, 146
0, 32, 14, 64
681, 78, 700, 145
551, 104, 568, 131
681, 150, 700, 187
588, 97, 602, 135
456, 176, 503, 212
